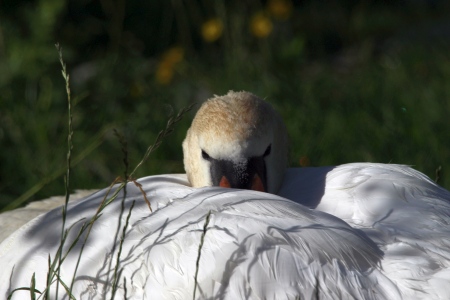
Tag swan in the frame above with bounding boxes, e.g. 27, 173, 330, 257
0, 91, 449, 300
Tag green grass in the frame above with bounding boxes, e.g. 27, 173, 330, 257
1, 1, 450, 211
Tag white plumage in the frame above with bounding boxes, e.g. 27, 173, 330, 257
0, 172, 391, 299
1, 91, 450, 299
281, 163, 450, 299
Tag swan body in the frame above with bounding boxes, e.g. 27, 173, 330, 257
1, 173, 398, 300
1, 91, 450, 299
1, 165, 450, 299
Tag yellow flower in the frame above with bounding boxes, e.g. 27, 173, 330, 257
155, 47, 184, 85
267, 0, 293, 20
250, 12, 273, 38
201, 18, 223, 43
156, 61, 174, 85
162, 47, 184, 65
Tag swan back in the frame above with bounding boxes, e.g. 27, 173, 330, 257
0, 175, 399, 300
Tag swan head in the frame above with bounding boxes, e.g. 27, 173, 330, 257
183, 91, 288, 193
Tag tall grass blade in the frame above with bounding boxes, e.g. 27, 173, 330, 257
435, 165, 442, 183
30, 273, 37, 300
113, 129, 129, 180
110, 129, 130, 299
53, 273, 76, 300
45, 254, 52, 300
6, 287, 42, 300
54, 42, 73, 299
193, 210, 212, 300
111, 200, 135, 299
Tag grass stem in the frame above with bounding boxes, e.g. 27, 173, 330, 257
55, 42, 73, 300
193, 210, 212, 300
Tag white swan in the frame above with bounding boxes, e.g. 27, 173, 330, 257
0, 91, 449, 300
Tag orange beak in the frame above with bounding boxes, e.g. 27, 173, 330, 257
219, 174, 265, 192
251, 174, 265, 192
219, 176, 231, 188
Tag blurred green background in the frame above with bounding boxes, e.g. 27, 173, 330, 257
1, 0, 450, 211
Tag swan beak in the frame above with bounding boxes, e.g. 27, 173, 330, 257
251, 174, 265, 192
219, 174, 265, 191
212, 158, 267, 192
219, 176, 231, 188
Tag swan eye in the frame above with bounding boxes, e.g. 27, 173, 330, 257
263, 144, 271, 157
201, 150, 211, 160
